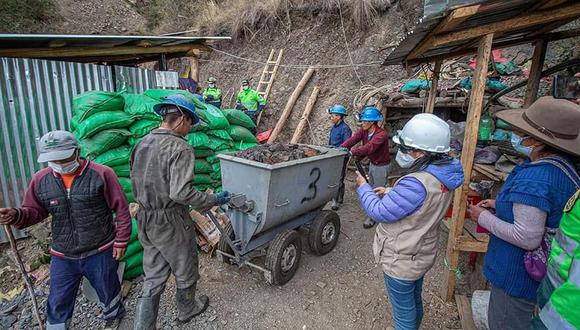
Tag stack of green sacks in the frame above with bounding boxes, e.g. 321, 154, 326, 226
121, 218, 144, 280
222, 108, 259, 150
70, 91, 135, 202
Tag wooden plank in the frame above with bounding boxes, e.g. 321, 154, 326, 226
267, 68, 315, 143
524, 39, 547, 107
0, 43, 210, 59
290, 86, 320, 143
431, 3, 580, 48
455, 294, 478, 330
454, 235, 489, 253
408, 5, 481, 60
442, 34, 493, 302
425, 60, 442, 113
189, 55, 200, 82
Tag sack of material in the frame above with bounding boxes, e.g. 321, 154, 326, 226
196, 103, 230, 130
222, 109, 256, 129
124, 239, 144, 259
207, 129, 233, 142
143, 89, 206, 110
233, 141, 258, 151
128, 136, 141, 147
194, 159, 213, 174
228, 125, 258, 143
194, 149, 214, 158
210, 171, 221, 181
206, 155, 219, 164
125, 191, 135, 203
186, 132, 210, 149
111, 164, 131, 178
191, 120, 210, 132
207, 137, 233, 151
73, 91, 125, 121
123, 94, 159, 117
211, 162, 221, 174
79, 129, 132, 159
93, 145, 132, 167
118, 177, 133, 193
130, 120, 160, 138
70, 114, 81, 131
75, 111, 135, 139
194, 174, 214, 185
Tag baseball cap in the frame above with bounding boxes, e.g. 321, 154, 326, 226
37, 130, 78, 163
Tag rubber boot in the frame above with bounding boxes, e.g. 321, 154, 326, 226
363, 217, 376, 229
133, 294, 161, 330
176, 283, 210, 324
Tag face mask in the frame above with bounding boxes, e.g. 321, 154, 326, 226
243, 85, 249, 90
209, 83, 215, 88
511, 133, 533, 157
49, 159, 80, 174
395, 150, 417, 169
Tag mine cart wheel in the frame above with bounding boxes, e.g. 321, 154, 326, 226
217, 222, 235, 264
308, 210, 341, 256
265, 229, 302, 285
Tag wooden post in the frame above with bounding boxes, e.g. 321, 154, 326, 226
268, 68, 315, 143
524, 39, 547, 107
441, 33, 494, 301
291, 86, 320, 143
425, 60, 442, 113
189, 55, 200, 82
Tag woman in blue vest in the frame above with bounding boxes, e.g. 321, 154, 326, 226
467, 97, 580, 330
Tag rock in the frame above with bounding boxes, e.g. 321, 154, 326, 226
221, 320, 228, 325
0, 314, 17, 328
316, 281, 327, 289
208, 315, 217, 322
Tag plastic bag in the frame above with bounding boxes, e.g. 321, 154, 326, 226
111, 164, 131, 178
122, 93, 159, 117
186, 132, 210, 149
130, 120, 160, 138
194, 159, 213, 174
79, 129, 132, 159
400, 79, 431, 93
73, 91, 125, 121
207, 129, 233, 142
228, 125, 257, 143
222, 108, 256, 129
75, 111, 135, 140
196, 103, 230, 130
93, 145, 132, 167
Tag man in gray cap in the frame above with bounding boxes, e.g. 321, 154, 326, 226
131, 94, 231, 329
0, 130, 132, 330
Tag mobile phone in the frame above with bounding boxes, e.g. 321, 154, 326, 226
354, 160, 369, 182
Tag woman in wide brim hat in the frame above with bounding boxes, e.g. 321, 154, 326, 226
467, 96, 580, 330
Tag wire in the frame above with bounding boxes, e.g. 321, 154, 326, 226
337, 0, 364, 86
206, 46, 383, 69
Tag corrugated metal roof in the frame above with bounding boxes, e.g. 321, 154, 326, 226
384, 0, 578, 65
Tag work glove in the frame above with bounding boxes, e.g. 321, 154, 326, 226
214, 191, 232, 205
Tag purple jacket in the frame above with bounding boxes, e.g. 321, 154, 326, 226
357, 159, 464, 223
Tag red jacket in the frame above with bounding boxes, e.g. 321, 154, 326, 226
341, 126, 391, 165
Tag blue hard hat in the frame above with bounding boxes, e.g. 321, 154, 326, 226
328, 104, 347, 116
358, 106, 383, 122
153, 94, 200, 125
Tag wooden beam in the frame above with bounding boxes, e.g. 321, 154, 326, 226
431, 3, 580, 48
425, 60, 442, 113
455, 295, 478, 330
442, 34, 493, 302
0, 43, 211, 59
268, 68, 315, 143
408, 5, 481, 60
189, 55, 200, 82
524, 39, 548, 107
454, 235, 489, 253
291, 86, 320, 143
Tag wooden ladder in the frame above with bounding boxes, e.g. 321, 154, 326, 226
256, 49, 284, 126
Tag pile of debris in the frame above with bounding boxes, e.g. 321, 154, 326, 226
234, 143, 320, 164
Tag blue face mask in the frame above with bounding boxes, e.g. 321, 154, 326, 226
511, 133, 533, 157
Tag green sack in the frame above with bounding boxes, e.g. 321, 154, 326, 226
75, 111, 135, 139
196, 103, 230, 130
79, 129, 132, 159
194, 159, 213, 174
73, 91, 125, 121
195, 184, 221, 192
191, 120, 210, 132
128, 136, 141, 147
130, 120, 160, 138
211, 162, 221, 174
207, 137, 233, 151
194, 149, 214, 158
124, 240, 144, 259
143, 89, 206, 110
126, 191, 135, 203
222, 109, 256, 129
185, 132, 210, 149
118, 177, 133, 193
70, 114, 81, 131
233, 141, 258, 151
210, 171, 221, 181
124, 263, 144, 280
194, 174, 214, 185
128, 218, 138, 241
207, 129, 233, 142
228, 125, 257, 143
206, 155, 219, 164
93, 145, 131, 167
122, 94, 159, 117
111, 164, 131, 178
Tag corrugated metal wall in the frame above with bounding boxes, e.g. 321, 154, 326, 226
0, 58, 178, 242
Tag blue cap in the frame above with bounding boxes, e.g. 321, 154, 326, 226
328, 104, 347, 116
153, 94, 199, 125
358, 106, 383, 122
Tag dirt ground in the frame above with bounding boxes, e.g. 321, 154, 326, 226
107, 172, 462, 330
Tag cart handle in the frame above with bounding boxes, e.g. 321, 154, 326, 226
274, 200, 290, 207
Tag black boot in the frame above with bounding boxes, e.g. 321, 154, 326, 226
133, 294, 161, 330
176, 283, 210, 324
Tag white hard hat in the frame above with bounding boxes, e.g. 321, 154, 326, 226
392, 113, 451, 153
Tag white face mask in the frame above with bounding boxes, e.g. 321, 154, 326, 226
395, 150, 417, 169
208, 83, 215, 88
49, 159, 80, 174
243, 85, 249, 90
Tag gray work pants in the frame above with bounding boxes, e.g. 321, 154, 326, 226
368, 163, 390, 188
488, 285, 535, 330
137, 207, 200, 297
